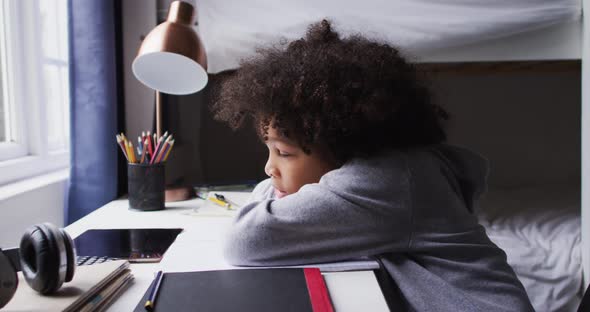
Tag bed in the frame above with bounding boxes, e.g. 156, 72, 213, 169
195, 0, 581, 71
129, 0, 587, 311
478, 185, 582, 311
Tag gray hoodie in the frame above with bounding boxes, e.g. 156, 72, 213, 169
224, 144, 534, 311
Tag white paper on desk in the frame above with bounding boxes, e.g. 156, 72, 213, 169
255, 257, 380, 272
181, 202, 236, 218
180, 192, 251, 218
287, 258, 380, 272
159, 241, 379, 273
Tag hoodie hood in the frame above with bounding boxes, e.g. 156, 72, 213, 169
429, 144, 490, 213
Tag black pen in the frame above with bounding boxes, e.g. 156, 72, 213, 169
145, 270, 164, 311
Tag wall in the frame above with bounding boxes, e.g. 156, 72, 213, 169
172, 72, 267, 186
122, 0, 156, 142
433, 66, 581, 188
0, 171, 67, 247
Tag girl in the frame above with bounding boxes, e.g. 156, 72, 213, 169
211, 20, 533, 311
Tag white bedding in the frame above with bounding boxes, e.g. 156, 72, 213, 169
195, 0, 581, 73
478, 185, 582, 312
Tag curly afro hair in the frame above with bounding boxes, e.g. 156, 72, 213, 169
211, 19, 448, 163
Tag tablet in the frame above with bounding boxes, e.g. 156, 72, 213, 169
73, 228, 183, 263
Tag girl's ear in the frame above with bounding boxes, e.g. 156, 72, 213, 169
312, 142, 342, 170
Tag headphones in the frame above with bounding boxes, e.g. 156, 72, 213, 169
0, 223, 76, 308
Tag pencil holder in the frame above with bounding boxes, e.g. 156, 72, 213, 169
128, 163, 165, 211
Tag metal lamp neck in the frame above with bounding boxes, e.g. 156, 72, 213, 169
167, 1, 194, 25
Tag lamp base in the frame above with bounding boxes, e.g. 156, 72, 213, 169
165, 186, 195, 202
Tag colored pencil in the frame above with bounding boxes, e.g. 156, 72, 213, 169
116, 135, 129, 161
161, 136, 173, 160
150, 136, 163, 164
162, 140, 175, 162
154, 138, 172, 163
116, 131, 176, 164
141, 138, 149, 163
129, 141, 136, 163
138, 137, 143, 153
151, 133, 170, 164
144, 131, 152, 157
124, 140, 132, 162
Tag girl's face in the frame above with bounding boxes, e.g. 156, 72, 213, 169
264, 126, 338, 199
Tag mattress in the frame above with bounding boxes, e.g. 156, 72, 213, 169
477, 185, 582, 312
196, 0, 581, 73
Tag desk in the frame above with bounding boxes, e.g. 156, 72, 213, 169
65, 197, 390, 311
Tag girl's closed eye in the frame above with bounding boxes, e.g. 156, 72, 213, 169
277, 149, 293, 157
277, 149, 292, 157
272, 142, 297, 157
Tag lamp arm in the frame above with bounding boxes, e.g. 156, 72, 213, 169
156, 91, 162, 139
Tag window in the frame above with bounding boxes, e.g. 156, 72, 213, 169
0, 0, 70, 185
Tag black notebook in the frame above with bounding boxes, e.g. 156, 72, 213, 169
133, 268, 333, 312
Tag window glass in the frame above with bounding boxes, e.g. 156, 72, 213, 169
40, 0, 69, 152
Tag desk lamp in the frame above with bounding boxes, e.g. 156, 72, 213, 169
132, 0, 208, 139
132, 0, 207, 201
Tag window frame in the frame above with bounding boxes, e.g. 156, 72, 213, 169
0, 0, 69, 186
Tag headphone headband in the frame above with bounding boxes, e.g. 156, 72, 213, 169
0, 248, 21, 272
0, 249, 18, 309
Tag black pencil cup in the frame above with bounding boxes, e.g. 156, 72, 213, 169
128, 163, 165, 211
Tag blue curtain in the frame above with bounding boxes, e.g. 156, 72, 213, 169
66, 0, 120, 224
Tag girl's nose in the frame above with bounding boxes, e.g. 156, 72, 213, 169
265, 159, 279, 178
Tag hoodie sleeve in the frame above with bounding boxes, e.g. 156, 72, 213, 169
247, 178, 275, 202
224, 152, 413, 266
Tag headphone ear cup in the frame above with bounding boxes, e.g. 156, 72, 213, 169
19, 224, 66, 294
0, 249, 18, 309
59, 229, 76, 282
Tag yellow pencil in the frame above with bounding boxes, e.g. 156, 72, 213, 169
129, 142, 136, 163
126, 141, 133, 163
125, 141, 131, 163
163, 140, 175, 161
208, 196, 230, 209
124, 140, 131, 162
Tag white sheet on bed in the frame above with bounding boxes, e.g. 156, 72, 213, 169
478, 185, 582, 312
194, 0, 581, 73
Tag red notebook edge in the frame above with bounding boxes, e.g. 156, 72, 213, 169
304, 268, 335, 312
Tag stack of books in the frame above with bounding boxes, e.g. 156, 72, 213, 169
4, 260, 133, 312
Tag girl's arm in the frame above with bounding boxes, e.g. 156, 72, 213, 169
224, 156, 413, 266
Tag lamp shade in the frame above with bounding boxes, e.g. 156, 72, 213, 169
132, 1, 207, 95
